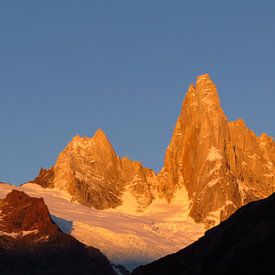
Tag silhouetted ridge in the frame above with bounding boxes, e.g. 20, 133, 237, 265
132, 192, 275, 275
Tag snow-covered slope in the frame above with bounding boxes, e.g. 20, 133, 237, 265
0, 189, 116, 275
0, 182, 204, 271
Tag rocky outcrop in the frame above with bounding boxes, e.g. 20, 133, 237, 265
0, 190, 116, 275
33, 167, 55, 188
132, 193, 275, 275
0, 190, 58, 237
32, 74, 274, 227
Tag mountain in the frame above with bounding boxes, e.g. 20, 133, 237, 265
33, 129, 157, 212
0, 190, 116, 275
158, 74, 275, 227
131, 192, 275, 275
31, 74, 274, 228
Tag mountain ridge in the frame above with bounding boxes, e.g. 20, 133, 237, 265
31, 74, 274, 227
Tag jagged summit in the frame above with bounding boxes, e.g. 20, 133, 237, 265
184, 74, 222, 112
187, 73, 216, 91
69, 129, 112, 147
31, 75, 274, 228
93, 128, 111, 143
94, 128, 105, 136
196, 73, 210, 80
69, 129, 116, 159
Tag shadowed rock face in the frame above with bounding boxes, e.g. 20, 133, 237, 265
132, 192, 275, 275
0, 190, 116, 275
0, 190, 58, 236
32, 74, 274, 227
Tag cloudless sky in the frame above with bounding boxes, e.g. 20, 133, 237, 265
0, 1, 274, 185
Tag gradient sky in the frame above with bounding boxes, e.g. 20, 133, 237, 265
0, 1, 274, 185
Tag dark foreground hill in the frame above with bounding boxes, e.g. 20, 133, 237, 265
0, 190, 116, 275
132, 192, 275, 275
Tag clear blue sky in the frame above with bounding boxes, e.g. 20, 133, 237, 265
0, 1, 274, 185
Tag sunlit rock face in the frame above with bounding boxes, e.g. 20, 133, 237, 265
34, 129, 156, 211
32, 74, 274, 228
159, 74, 275, 227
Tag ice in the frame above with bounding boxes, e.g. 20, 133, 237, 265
0, 182, 204, 271
207, 178, 220, 188
207, 147, 223, 161
0, 229, 39, 238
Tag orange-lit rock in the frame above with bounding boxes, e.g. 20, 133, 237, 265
34, 129, 156, 211
32, 74, 274, 228
158, 74, 274, 227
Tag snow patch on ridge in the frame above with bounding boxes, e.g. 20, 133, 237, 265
207, 147, 223, 161
0, 229, 39, 238
207, 162, 222, 176
207, 178, 220, 188
205, 200, 235, 227
112, 186, 191, 221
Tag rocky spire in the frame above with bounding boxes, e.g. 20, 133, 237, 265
158, 74, 274, 227
93, 129, 116, 152
158, 74, 229, 198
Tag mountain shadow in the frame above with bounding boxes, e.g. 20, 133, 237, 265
132, 192, 275, 275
